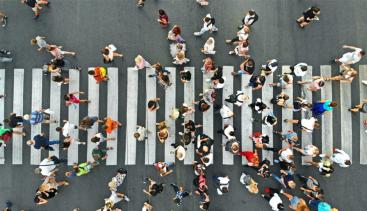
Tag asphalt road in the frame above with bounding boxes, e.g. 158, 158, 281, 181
0, 0, 367, 210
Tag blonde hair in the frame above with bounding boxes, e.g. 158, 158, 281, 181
108, 180, 117, 189
247, 180, 258, 194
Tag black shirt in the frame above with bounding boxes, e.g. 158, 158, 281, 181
303, 9, 316, 19
9, 113, 23, 128
26, 0, 37, 7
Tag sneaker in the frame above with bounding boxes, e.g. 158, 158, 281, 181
280, 189, 284, 193
193, 32, 201, 36
228, 51, 235, 55
148, 74, 155, 78
124, 196, 130, 202
2, 16, 7, 27
362, 80, 367, 85
0, 49, 10, 55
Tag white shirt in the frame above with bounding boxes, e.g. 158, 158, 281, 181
62, 121, 76, 137
279, 148, 294, 163
237, 28, 249, 41
176, 145, 186, 161
36, 36, 48, 48
293, 63, 308, 77
203, 38, 215, 54
341, 48, 363, 64
107, 191, 123, 204
218, 176, 230, 185
301, 117, 316, 132
332, 149, 351, 167
39, 158, 56, 176
220, 105, 233, 119
269, 193, 283, 211
224, 125, 235, 139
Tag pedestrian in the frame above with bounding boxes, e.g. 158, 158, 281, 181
248, 73, 266, 90
260, 187, 285, 211
225, 90, 249, 107
143, 178, 165, 197
31, 36, 49, 51
271, 92, 290, 108
199, 191, 210, 211
56, 120, 81, 137
261, 59, 279, 76
34, 156, 63, 177
103, 117, 122, 134
274, 130, 298, 146
157, 9, 169, 27
307, 158, 334, 177
3, 112, 25, 128
79, 116, 103, 131
133, 55, 151, 70
285, 117, 319, 133
47, 45, 76, 59
199, 88, 216, 104
179, 103, 195, 117
173, 51, 190, 65
250, 132, 276, 152
92, 145, 113, 165
64, 91, 90, 107
225, 25, 250, 44
136, 0, 145, 7
239, 150, 260, 167
297, 6, 320, 28
281, 191, 310, 211
288, 97, 312, 112
167, 25, 184, 42
196, 0, 209, 6
21, 0, 49, 19
240, 172, 259, 194
311, 100, 337, 117
288, 63, 308, 77
272, 169, 296, 189
156, 121, 169, 143
134, 125, 148, 141
296, 175, 322, 196
201, 37, 216, 54
263, 113, 278, 127
0, 126, 26, 147
0, 48, 12, 63
147, 98, 160, 111
349, 99, 367, 113
170, 184, 190, 206
0, 11, 7, 27
51, 74, 69, 86
224, 138, 240, 155
88, 67, 109, 83
194, 14, 218, 36
269, 74, 293, 89
228, 40, 250, 57
3, 200, 12, 211
101, 44, 123, 63
320, 148, 351, 168
153, 161, 174, 177
102, 191, 130, 210
91, 133, 116, 146
217, 104, 234, 121
298, 77, 325, 92
335, 45, 365, 66
65, 161, 94, 177
232, 58, 255, 76
257, 159, 271, 178
241, 10, 259, 27
277, 146, 294, 164
27, 133, 59, 151
61, 136, 86, 150
109, 168, 127, 191
308, 200, 339, 211
215, 176, 230, 195
201, 57, 216, 73
210, 76, 226, 89
23, 109, 56, 125
326, 65, 357, 83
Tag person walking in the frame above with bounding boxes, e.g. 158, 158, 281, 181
27, 133, 60, 151
320, 148, 351, 168
101, 44, 123, 63
3, 112, 25, 128
215, 176, 230, 195
335, 45, 365, 66
297, 6, 320, 28
281, 191, 310, 211
349, 99, 367, 113
143, 177, 165, 197
103, 117, 122, 134
157, 9, 169, 27
201, 37, 216, 54
260, 187, 285, 211
89, 67, 109, 83
47, 45, 76, 59
194, 14, 218, 36
23, 108, 57, 125
241, 10, 259, 27
79, 116, 103, 130
0, 127, 25, 147
21, 0, 49, 19
170, 184, 191, 206
31, 36, 49, 51
0, 11, 7, 27
311, 100, 337, 117
34, 156, 66, 177
65, 161, 94, 177
64, 91, 90, 106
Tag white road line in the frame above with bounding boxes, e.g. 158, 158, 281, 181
262, 74, 273, 164
340, 67, 353, 161
164, 67, 176, 163
241, 74, 252, 164
320, 65, 333, 155
48, 70, 61, 159
359, 65, 367, 164
68, 70, 80, 165
282, 66, 293, 148
30, 69, 42, 165
106, 68, 119, 165
12, 69, 24, 165
203, 72, 214, 165
87, 68, 99, 162
222, 66, 234, 165
0, 69, 5, 164
184, 67, 195, 165
301, 66, 313, 165
125, 68, 138, 165
145, 68, 156, 165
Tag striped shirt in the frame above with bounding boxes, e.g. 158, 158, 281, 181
30, 111, 44, 125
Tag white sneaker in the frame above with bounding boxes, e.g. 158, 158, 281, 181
362, 80, 367, 85
194, 32, 200, 36
319, 154, 326, 158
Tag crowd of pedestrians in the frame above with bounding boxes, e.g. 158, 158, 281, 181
0, 0, 364, 210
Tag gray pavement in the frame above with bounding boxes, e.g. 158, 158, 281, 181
0, 0, 367, 210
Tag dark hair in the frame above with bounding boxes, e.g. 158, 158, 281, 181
218, 78, 224, 83
88, 70, 95, 75
52, 75, 63, 82
3, 119, 9, 124
64, 94, 70, 101
91, 137, 100, 143
148, 101, 156, 108
247, 59, 254, 66
318, 80, 325, 87
117, 168, 127, 174
56, 127, 62, 132
249, 10, 255, 16
102, 48, 109, 55
301, 66, 308, 71
360, 51, 366, 56
345, 160, 351, 165
229, 131, 235, 136
312, 7, 320, 13
221, 187, 229, 193
158, 9, 165, 15
172, 26, 181, 35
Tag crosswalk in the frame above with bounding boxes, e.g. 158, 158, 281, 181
0, 65, 366, 166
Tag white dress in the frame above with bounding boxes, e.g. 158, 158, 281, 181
107, 44, 117, 60
339, 48, 363, 64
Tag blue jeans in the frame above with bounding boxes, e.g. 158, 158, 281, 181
48, 140, 60, 145
309, 199, 321, 208
272, 174, 282, 184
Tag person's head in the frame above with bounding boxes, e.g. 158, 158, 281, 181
47, 46, 56, 51
173, 197, 181, 204
148, 100, 156, 109
108, 180, 117, 189
318, 80, 325, 87
88, 70, 95, 75
229, 131, 235, 136
176, 51, 185, 60
158, 9, 166, 15
134, 132, 140, 139
330, 101, 338, 108
200, 103, 210, 111
288, 180, 296, 189
21, 0, 27, 4
31, 39, 37, 45
26, 140, 34, 146
360, 51, 365, 56
202, 157, 209, 164
231, 143, 239, 153
283, 74, 293, 84
117, 168, 127, 174
247, 59, 254, 67
297, 199, 310, 211
176, 151, 184, 160
65, 171, 73, 177
248, 181, 259, 194
345, 160, 352, 166
221, 186, 229, 193
101, 48, 109, 56
301, 65, 308, 72
248, 10, 255, 16
202, 146, 209, 153
204, 17, 211, 22
55, 126, 63, 132
91, 137, 100, 143
242, 40, 249, 47
172, 26, 181, 35
311, 7, 320, 14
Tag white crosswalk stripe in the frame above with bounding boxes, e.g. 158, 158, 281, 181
1, 65, 367, 165
222, 66, 234, 165
301, 66, 313, 165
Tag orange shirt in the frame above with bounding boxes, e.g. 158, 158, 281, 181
105, 117, 118, 134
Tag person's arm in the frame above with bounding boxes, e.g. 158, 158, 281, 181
36, 197, 48, 205
342, 45, 361, 51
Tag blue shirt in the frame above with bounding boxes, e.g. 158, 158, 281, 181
30, 111, 44, 125
33, 134, 49, 149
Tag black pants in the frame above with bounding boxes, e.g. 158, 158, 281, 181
262, 188, 281, 201
230, 37, 240, 43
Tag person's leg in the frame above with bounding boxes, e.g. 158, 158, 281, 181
48, 140, 60, 145
61, 51, 76, 56
171, 184, 179, 192
281, 191, 294, 201
271, 174, 282, 184
194, 27, 209, 36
